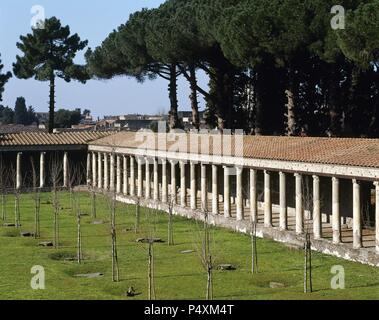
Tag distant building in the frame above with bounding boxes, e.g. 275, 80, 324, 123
96, 114, 165, 131
35, 112, 49, 123
178, 111, 206, 130
0, 124, 44, 134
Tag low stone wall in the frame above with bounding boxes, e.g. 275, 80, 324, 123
113, 193, 379, 268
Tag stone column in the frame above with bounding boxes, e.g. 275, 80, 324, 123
86, 153, 91, 186
190, 162, 197, 210
212, 165, 219, 215
110, 153, 115, 192
352, 179, 362, 249
103, 153, 109, 190
40, 152, 46, 188
97, 152, 102, 189
201, 164, 207, 211
279, 172, 287, 230
295, 173, 303, 234
236, 166, 244, 221
63, 152, 68, 188
180, 161, 186, 207
123, 155, 128, 195
137, 157, 142, 198
92, 152, 97, 189
224, 166, 231, 218
313, 175, 321, 239
16, 152, 22, 190
145, 157, 151, 200
250, 169, 257, 223
153, 158, 159, 201
374, 182, 379, 254
332, 177, 341, 244
162, 159, 168, 203
130, 156, 135, 196
171, 161, 176, 204
264, 170, 272, 227
116, 155, 121, 194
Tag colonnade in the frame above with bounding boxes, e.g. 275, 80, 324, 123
88, 152, 379, 254
14, 151, 69, 189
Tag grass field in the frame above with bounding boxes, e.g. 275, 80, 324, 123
0, 191, 378, 300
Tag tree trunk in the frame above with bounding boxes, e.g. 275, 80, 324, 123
304, 233, 312, 293
148, 242, 156, 300
34, 192, 40, 238
214, 66, 227, 131
328, 64, 342, 137
254, 67, 264, 136
206, 259, 213, 300
91, 190, 96, 219
285, 66, 297, 136
168, 64, 179, 130
135, 200, 140, 234
53, 189, 59, 248
77, 213, 82, 264
189, 64, 200, 130
49, 74, 55, 134
14, 194, 20, 228
2, 193, 6, 221
168, 205, 174, 246
111, 193, 119, 282
251, 221, 258, 274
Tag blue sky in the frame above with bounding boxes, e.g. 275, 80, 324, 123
0, 0, 208, 118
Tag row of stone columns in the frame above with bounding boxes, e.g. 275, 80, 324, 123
15, 151, 68, 190
87, 152, 379, 254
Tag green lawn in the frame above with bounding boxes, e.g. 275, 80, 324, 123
0, 191, 378, 300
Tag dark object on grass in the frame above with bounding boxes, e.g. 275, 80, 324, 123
136, 238, 164, 244
217, 264, 236, 271
21, 232, 34, 237
38, 241, 53, 247
3, 223, 16, 227
126, 287, 136, 297
74, 272, 104, 278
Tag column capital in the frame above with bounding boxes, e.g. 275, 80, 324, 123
312, 175, 319, 181
374, 181, 379, 187
294, 172, 302, 178
169, 159, 177, 165
352, 179, 360, 185
264, 170, 271, 175
236, 166, 243, 174
332, 176, 339, 183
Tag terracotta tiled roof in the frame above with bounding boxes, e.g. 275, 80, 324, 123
90, 132, 379, 169
0, 132, 112, 147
